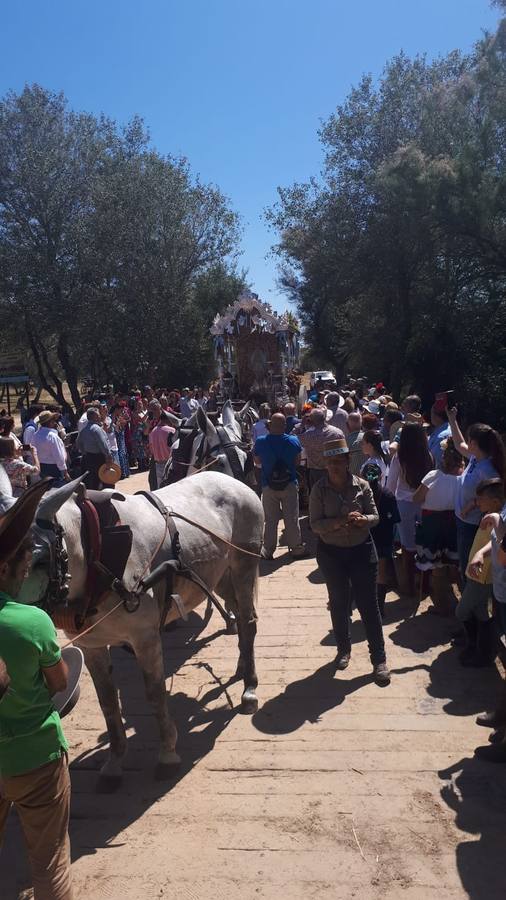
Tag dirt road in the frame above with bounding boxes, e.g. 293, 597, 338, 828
5, 472, 506, 898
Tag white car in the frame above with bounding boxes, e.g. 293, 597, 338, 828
310, 370, 336, 388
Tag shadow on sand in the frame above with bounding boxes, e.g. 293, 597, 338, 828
3, 609, 239, 896
439, 754, 506, 899
252, 661, 377, 735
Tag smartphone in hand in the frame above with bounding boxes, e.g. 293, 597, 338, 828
434, 390, 454, 413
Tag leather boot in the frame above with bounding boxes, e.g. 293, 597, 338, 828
477, 708, 506, 728
476, 680, 506, 728
458, 617, 478, 665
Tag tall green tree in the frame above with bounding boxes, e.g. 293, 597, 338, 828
268, 14, 506, 425
0, 85, 242, 412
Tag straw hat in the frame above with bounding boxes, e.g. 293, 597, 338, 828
99, 462, 122, 485
39, 410, 58, 426
323, 438, 350, 458
0, 478, 52, 564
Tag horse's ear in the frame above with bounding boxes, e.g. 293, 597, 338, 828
164, 412, 181, 429
197, 405, 217, 439
238, 400, 251, 418
221, 400, 236, 429
36, 474, 86, 522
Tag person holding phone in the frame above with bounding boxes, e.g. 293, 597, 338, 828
386, 423, 433, 598
447, 407, 506, 579
0, 437, 40, 497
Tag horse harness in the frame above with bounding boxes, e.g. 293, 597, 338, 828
39, 484, 234, 634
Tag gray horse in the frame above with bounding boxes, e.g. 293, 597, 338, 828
27, 471, 264, 786
163, 399, 257, 485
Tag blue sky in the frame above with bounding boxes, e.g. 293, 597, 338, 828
0, 1, 500, 311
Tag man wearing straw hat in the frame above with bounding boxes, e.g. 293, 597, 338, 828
31, 411, 70, 487
0, 481, 73, 899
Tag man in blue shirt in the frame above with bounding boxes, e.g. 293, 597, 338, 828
254, 413, 306, 560
428, 405, 451, 468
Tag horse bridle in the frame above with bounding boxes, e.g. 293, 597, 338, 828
33, 518, 71, 614
197, 425, 248, 482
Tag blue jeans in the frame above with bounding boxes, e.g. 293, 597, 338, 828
456, 518, 479, 581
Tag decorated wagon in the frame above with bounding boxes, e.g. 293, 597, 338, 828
210, 290, 300, 407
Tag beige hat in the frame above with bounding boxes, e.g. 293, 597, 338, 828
323, 438, 350, 457
99, 462, 122, 485
39, 410, 58, 426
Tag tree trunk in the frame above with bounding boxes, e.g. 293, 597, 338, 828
26, 325, 59, 403
56, 335, 81, 421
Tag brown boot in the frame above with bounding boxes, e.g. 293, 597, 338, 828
429, 566, 458, 616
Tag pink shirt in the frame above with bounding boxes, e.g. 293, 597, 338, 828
148, 425, 175, 462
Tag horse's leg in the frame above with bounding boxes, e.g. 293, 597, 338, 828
231, 560, 259, 713
82, 646, 127, 788
130, 631, 181, 779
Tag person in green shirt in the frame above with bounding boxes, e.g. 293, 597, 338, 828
0, 479, 73, 900
0, 656, 9, 700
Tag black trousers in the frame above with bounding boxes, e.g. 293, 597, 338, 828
316, 537, 386, 665
82, 452, 106, 490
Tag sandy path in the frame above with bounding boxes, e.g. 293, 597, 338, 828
5, 472, 506, 898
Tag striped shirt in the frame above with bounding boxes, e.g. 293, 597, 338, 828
293, 423, 344, 470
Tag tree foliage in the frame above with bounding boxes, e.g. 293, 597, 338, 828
0, 85, 243, 414
268, 15, 506, 425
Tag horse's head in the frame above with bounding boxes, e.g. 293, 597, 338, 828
191, 400, 251, 481
17, 475, 85, 608
234, 401, 259, 439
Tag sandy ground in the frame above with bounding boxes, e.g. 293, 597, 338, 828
5, 471, 506, 899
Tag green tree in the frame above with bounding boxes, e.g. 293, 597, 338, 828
268, 14, 506, 425
0, 85, 242, 411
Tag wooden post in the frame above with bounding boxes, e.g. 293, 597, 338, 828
6, 382, 11, 416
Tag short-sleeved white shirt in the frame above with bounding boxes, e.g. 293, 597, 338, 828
421, 469, 459, 512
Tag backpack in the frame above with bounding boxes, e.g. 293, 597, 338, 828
268, 459, 292, 491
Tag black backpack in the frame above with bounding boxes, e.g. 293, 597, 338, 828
268, 459, 292, 491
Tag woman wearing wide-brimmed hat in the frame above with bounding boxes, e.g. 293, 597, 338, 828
309, 437, 390, 685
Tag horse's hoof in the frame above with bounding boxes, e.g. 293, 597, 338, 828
226, 619, 238, 635
97, 774, 123, 793
241, 691, 258, 715
154, 761, 181, 780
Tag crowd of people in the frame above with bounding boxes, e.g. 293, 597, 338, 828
3, 371, 506, 899
251, 376, 506, 729
0, 384, 219, 496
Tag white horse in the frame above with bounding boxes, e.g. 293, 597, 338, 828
26, 472, 264, 788
162, 399, 256, 485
